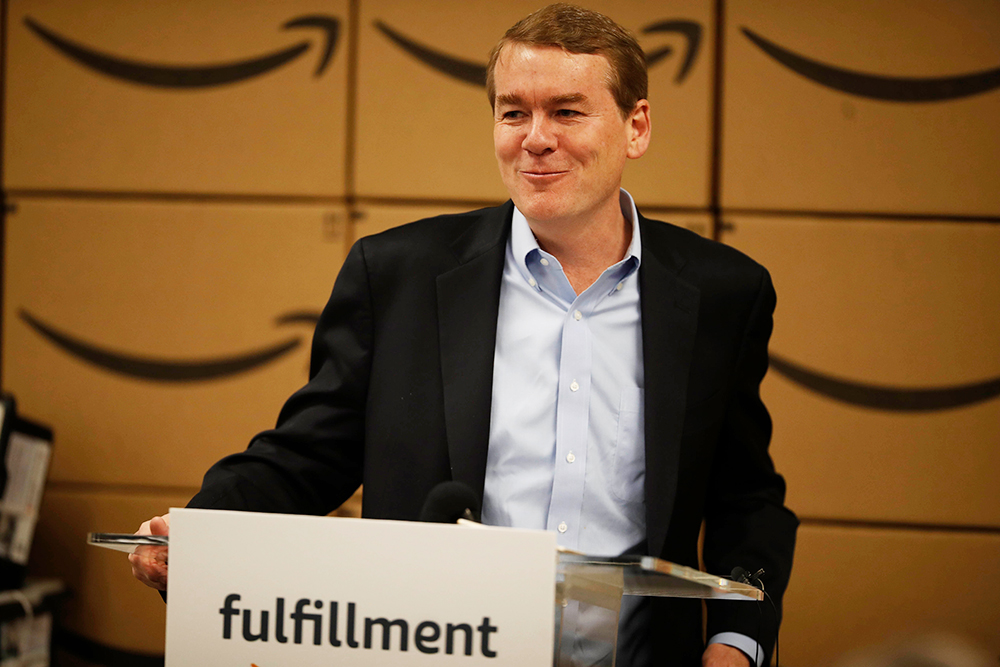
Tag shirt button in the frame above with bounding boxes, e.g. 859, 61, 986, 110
574, 310, 582, 321
558, 522, 567, 533
616, 282, 624, 291
570, 380, 579, 392
566, 452, 576, 463
528, 277, 537, 288
540, 258, 549, 266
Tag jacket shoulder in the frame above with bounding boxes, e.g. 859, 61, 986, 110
640, 215, 768, 283
344, 203, 511, 288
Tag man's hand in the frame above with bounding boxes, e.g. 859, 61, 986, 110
703, 643, 753, 667
128, 514, 170, 591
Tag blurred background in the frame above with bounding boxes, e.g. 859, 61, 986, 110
1, 0, 998, 664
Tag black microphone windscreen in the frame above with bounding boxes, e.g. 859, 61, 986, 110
419, 481, 482, 523
731, 566, 751, 583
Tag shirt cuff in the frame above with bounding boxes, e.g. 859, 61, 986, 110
707, 632, 764, 667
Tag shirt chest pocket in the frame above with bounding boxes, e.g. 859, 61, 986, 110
612, 386, 645, 502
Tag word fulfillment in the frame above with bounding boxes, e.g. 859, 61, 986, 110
219, 594, 499, 657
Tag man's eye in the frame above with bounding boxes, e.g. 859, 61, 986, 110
556, 109, 581, 118
502, 110, 524, 120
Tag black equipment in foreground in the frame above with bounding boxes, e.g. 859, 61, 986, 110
419, 481, 481, 524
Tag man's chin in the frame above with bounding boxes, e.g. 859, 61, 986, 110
510, 194, 574, 225
516, 208, 571, 227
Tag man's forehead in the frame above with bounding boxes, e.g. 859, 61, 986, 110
493, 44, 614, 99
496, 42, 611, 73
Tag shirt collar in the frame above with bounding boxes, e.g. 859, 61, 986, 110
510, 189, 642, 288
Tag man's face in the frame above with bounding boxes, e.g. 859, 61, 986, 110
492, 43, 650, 227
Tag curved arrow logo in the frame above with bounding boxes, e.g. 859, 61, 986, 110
770, 353, 1000, 412
741, 27, 1000, 102
20, 309, 321, 382
374, 21, 486, 87
641, 20, 701, 83
23, 15, 339, 88
373, 18, 702, 88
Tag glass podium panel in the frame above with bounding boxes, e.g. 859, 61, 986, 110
554, 552, 761, 667
557, 552, 763, 602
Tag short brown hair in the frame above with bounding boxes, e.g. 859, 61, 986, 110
486, 3, 648, 117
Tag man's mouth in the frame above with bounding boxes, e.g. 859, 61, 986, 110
520, 170, 569, 181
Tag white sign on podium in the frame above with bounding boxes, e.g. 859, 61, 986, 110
165, 508, 556, 666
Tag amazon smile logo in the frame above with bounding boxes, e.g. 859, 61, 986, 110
374, 19, 701, 87
20, 309, 321, 382
22, 309, 998, 409
741, 27, 1000, 102
23, 15, 339, 88
769, 353, 1000, 412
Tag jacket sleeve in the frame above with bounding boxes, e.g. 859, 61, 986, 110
702, 267, 799, 664
187, 239, 374, 516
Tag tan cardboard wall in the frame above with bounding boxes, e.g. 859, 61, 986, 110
4, 199, 348, 486
782, 524, 1000, 666
2, 0, 998, 664
721, 217, 1000, 528
30, 488, 193, 655
5, 0, 350, 196
723, 0, 1000, 217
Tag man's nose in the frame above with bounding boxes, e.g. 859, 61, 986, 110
521, 116, 556, 154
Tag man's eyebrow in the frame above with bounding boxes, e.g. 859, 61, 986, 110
550, 93, 587, 106
494, 93, 589, 107
495, 93, 525, 107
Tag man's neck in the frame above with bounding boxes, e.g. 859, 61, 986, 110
527, 197, 632, 295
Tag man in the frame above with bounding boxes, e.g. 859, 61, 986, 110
132, 5, 797, 666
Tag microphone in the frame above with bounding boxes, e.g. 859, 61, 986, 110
419, 481, 482, 524
731, 566, 765, 590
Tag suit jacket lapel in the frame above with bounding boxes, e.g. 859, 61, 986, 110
436, 203, 513, 500
639, 217, 700, 558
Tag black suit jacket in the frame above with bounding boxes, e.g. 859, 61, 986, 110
190, 202, 797, 665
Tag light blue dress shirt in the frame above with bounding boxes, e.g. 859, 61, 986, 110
482, 190, 762, 666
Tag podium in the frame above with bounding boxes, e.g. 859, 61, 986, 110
97, 510, 763, 666
554, 551, 761, 666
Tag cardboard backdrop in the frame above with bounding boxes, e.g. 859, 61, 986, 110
3, 199, 348, 487
31, 488, 192, 655
782, 524, 1000, 666
722, 216, 1000, 528
723, 0, 1000, 216
5, 0, 350, 196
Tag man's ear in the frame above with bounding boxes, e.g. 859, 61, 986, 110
626, 99, 652, 160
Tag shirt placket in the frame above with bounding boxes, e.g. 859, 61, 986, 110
546, 298, 592, 552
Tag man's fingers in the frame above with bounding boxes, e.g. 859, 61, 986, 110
136, 513, 170, 536
149, 514, 170, 536
131, 513, 170, 590
129, 545, 168, 591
